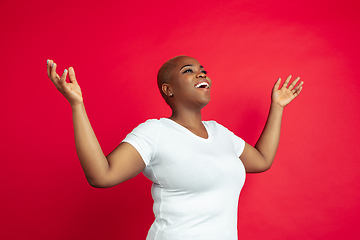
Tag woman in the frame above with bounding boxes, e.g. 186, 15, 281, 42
47, 56, 303, 240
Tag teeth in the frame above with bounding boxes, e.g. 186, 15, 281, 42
195, 82, 209, 89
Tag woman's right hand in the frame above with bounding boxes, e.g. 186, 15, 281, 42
47, 59, 83, 106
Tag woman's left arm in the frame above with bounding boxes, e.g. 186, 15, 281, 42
240, 75, 303, 173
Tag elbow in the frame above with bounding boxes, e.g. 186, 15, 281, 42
258, 158, 273, 172
88, 181, 106, 188
245, 158, 273, 173
86, 176, 110, 188
260, 163, 272, 173
86, 176, 124, 188
248, 164, 272, 173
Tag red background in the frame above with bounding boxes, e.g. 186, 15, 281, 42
1, 0, 360, 239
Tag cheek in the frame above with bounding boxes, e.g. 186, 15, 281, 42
173, 77, 193, 92
207, 77, 212, 87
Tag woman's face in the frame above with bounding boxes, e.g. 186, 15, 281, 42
166, 56, 212, 110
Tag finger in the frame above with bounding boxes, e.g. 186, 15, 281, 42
292, 82, 304, 96
50, 61, 62, 87
48, 59, 55, 79
273, 78, 281, 92
59, 69, 68, 90
47, 59, 51, 78
281, 75, 292, 88
288, 77, 300, 90
68, 67, 77, 84
293, 86, 303, 97
50, 61, 58, 82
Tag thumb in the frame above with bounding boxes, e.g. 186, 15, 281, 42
273, 78, 281, 92
68, 67, 78, 83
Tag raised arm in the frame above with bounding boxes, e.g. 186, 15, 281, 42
47, 60, 145, 187
239, 75, 303, 173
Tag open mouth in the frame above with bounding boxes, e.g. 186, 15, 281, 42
195, 82, 210, 89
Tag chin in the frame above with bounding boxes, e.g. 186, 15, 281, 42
199, 98, 211, 109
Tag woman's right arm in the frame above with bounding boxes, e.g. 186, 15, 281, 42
47, 60, 145, 188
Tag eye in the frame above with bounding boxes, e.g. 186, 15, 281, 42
183, 69, 193, 74
201, 70, 208, 74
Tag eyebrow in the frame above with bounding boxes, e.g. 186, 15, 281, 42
179, 64, 205, 71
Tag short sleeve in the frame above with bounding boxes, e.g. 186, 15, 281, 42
206, 120, 245, 158
232, 132, 245, 157
122, 119, 161, 166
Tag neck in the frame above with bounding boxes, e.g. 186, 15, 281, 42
169, 108, 203, 128
169, 107, 209, 139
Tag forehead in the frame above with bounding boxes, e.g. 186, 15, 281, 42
173, 56, 202, 70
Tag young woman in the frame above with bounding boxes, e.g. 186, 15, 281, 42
47, 56, 303, 240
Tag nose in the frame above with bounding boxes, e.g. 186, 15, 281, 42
196, 72, 206, 78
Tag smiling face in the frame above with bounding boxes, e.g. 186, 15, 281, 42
159, 56, 212, 110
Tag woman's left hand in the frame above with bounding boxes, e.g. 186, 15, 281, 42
272, 75, 303, 108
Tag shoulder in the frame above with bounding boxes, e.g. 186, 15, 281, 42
133, 118, 162, 131
204, 121, 245, 155
122, 119, 162, 166
124, 118, 163, 146
204, 120, 244, 141
203, 120, 231, 132
125, 119, 163, 141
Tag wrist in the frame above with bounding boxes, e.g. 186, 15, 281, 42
71, 102, 85, 112
270, 101, 284, 112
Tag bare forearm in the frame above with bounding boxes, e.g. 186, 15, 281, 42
47, 61, 145, 187
254, 102, 284, 167
71, 103, 109, 185
240, 76, 302, 173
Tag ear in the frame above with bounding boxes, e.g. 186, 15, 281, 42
162, 83, 173, 97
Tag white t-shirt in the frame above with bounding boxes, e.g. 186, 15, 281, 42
122, 118, 246, 240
